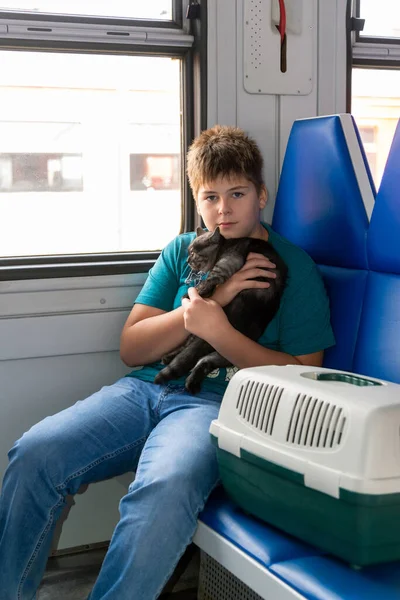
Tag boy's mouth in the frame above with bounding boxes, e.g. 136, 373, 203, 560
218, 222, 236, 228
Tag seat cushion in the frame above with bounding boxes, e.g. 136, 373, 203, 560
271, 556, 400, 600
199, 488, 400, 600
353, 271, 400, 383
199, 486, 324, 568
319, 266, 368, 372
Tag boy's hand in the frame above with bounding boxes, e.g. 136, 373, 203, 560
211, 253, 277, 307
182, 287, 229, 341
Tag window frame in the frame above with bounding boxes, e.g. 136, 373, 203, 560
0, 0, 206, 280
0, 2, 184, 30
352, 0, 400, 66
348, 0, 400, 190
348, 0, 400, 108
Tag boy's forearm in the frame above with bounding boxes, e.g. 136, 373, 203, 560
120, 306, 190, 366
207, 323, 302, 369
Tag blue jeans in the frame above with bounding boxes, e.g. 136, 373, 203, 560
0, 377, 222, 600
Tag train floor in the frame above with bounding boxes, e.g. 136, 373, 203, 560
38, 544, 200, 600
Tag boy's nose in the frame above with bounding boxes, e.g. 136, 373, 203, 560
218, 198, 231, 214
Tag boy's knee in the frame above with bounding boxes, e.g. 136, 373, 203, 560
131, 465, 215, 514
7, 426, 54, 475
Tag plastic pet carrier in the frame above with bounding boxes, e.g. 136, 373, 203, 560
210, 365, 400, 566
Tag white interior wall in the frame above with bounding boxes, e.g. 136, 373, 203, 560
0, 275, 140, 549
207, 0, 348, 222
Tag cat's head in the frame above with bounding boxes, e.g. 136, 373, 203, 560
187, 227, 223, 271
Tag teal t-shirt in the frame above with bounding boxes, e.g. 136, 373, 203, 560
127, 224, 335, 396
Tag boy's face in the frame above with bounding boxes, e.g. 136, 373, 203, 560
196, 175, 267, 239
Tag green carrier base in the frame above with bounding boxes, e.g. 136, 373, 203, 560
211, 435, 400, 566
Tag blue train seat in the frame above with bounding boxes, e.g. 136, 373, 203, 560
195, 115, 400, 599
354, 118, 400, 382
272, 114, 375, 372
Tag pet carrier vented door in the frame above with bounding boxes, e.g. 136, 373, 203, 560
210, 365, 400, 565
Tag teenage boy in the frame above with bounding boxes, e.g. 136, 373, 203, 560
0, 125, 334, 600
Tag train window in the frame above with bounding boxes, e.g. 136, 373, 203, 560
0, 50, 182, 258
352, 69, 400, 188
0, 0, 200, 276
352, 1, 400, 188
0, 1, 173, 21
358, 0, 400, 39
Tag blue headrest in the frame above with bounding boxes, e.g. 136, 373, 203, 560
272, 115, 374, 269
368, 119, 400, 274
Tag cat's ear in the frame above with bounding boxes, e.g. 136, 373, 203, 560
210, 227, 221, 241
196, 227, 206, 237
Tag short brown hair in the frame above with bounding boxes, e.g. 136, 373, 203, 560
187, 125, 264, 198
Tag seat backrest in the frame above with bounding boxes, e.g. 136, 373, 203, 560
272, 114, 376, 372
353, 120, 400, 383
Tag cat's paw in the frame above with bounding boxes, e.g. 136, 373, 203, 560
154, 370, 167, 385
196, 283, 212, 298
185, 373, 202, 395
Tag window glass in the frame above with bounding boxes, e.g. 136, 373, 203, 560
359, 0, 400, 39
352, 68, 400, 188
0, 152, 83, 192
0, 1, 172, 20
0, 50, 182, 258
0, 122, 83, 193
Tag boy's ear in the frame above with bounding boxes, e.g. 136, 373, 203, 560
196, 227, 205, 237
259, 185, 267, 210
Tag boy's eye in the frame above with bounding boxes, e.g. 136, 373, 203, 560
232, 192, 244, 199
206, 195, 218, 202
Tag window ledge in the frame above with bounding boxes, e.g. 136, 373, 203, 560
353, 42, 400, 61
0, 255, 158, 281
0, 17, 194, 47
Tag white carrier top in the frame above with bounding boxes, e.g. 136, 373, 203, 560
210, 365, 400, 498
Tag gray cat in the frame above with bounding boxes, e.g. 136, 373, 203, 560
154, 227, 288, 394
